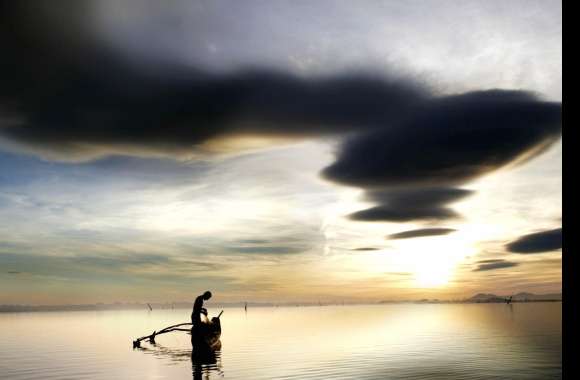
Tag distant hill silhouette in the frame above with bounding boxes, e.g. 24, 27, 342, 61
468, 293, 506, 303
467, 292, 561, 303
377, 292, 562, 304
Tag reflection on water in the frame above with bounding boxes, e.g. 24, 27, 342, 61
0, 303, 561, 379
191, 348, 222, 380
136, 343, 224, 379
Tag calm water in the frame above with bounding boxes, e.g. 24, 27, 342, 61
0, 304, 561, 380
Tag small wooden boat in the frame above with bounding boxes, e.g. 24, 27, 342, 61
132, 310, 223, 350
191, 313, 222, 351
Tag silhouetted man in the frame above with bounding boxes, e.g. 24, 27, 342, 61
192, 291, 212, 327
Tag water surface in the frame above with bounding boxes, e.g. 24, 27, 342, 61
0, 303, 561, 379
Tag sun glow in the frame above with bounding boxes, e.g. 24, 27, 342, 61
414, 264, 453, 287
343, 232, 475, 291
394, 235, 475, 289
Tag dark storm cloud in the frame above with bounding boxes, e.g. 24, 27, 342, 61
1, 68, 427, 160
327, 90, 560, 223
506, 228, 562, 253
473, 260, 519, 272
349, 187, 473, 222
387, 228, 456, 240
322, 90, 562, 188
3, 1, 560, 173
0, 2, 562, 226
0, 1, 427, 160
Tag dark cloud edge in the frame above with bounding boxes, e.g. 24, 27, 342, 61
506, 228, 562, 254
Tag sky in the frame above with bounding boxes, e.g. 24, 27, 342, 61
0, 0, 561, 305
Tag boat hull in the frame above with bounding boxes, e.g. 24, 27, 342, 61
191, 317, 221, 351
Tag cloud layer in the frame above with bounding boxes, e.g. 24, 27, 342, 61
324, 90, 560, 223
1, 2, 560, 169
473, 260, 519, 272
0, 1, 430, 161
506, 228, 562, 253
322, 90, 561, 188
349, 188, 473, 222
387, 228, 456, 240
0, 2, 562, 229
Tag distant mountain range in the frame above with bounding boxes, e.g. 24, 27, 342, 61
466, 292, 562, 303
377, 292, 562, 304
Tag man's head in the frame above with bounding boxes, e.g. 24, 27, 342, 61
203, 291, 212, 300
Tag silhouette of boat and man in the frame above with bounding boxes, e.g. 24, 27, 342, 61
190, 291, 222, 351
132, 290, 222, 354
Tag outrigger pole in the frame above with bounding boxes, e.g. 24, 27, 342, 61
132, 322, 192, 348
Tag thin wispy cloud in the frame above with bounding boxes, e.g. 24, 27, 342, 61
473, 260, 519, 272
388, 228, 456, 240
